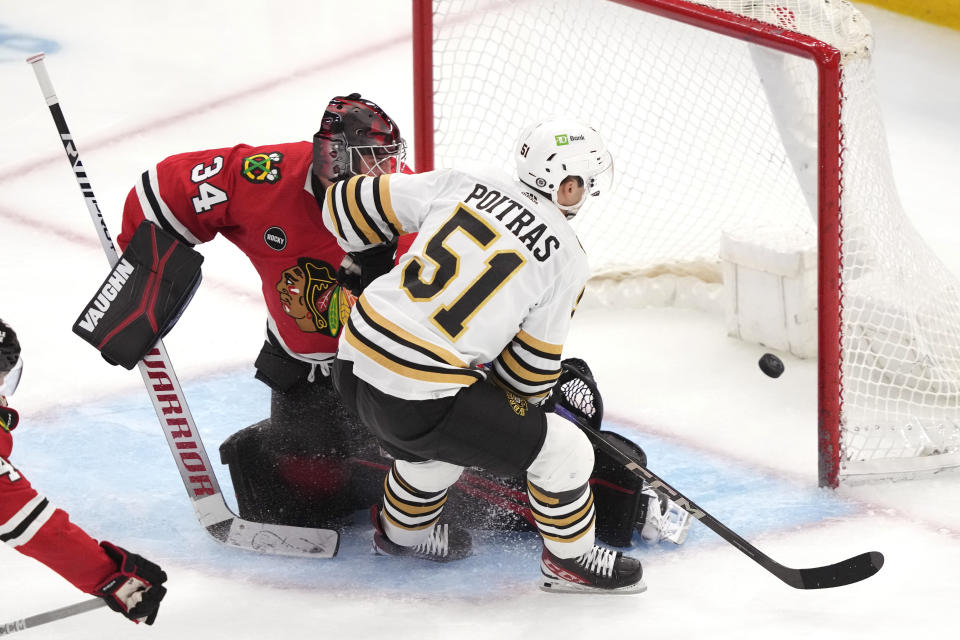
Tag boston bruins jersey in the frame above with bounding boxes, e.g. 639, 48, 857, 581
322, 169, 590, 401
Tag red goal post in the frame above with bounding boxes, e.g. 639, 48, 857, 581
411, 0, 960, 487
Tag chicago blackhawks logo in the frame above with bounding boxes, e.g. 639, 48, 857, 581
275, 259, 356, 337
241, 152, 283, 184
504, 391, 528, 417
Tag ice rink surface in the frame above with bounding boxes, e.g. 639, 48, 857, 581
1, 2, 959, 638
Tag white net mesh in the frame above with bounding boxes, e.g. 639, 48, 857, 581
425, 0, 960, 481
840, 53, 960, 478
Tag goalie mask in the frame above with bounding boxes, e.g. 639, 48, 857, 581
515, 118, 614, 218
312, 93, 407, 183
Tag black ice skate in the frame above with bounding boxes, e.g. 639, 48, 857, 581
540, 545, 646, 594
370, 506, 472, 562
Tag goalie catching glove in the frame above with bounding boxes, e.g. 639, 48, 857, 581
548, 357, 692, 546
93, 542, 168, 625
72, 220, 203, 369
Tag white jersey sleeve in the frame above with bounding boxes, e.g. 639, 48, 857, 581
321, 172, 454, 251
492, 274, 586, 401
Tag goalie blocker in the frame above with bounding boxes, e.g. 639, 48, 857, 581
72, 220, 203, 370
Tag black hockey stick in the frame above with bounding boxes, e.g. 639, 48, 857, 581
26, 53, 338, 558
553, 361, 883, 589
0, 598, 106, 636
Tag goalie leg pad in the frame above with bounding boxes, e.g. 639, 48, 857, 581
591, 431, 647, 547
72, 220, 203, 369
219, 418, 357, 529
219, 374, 375, 528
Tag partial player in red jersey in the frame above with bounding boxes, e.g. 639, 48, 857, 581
116, 94, 409, 529
1, 318, 167, 625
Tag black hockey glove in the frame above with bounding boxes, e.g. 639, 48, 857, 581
93, 542, 168, 625
0, 318, 20, 374
544, 358, 604, 430
337, 240, 397, 297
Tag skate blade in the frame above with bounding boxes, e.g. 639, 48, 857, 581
539, 576, 648, 595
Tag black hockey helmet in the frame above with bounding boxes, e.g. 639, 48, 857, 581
0, 318, 18, 374
0, 318, 22, 398
312, 93, 406, 183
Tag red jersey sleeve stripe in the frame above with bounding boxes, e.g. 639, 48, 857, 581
1, 495, 55, 548
136, 167, 202, 246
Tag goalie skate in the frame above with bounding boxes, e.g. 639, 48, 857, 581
370, 506, 472, 562
639, 486, 692, 545
539, 545, 646, 594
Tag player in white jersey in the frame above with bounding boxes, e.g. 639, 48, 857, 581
324, 119, 644, 593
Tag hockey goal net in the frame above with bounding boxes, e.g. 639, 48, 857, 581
412, 0, 960, 486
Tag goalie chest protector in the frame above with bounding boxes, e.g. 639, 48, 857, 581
72, 220, 203, 369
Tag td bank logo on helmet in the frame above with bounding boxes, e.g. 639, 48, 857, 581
554, 134, 585, 146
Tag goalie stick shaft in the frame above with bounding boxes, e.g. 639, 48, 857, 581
556, 407, 883, 589
0, 598, 106, 636
26, 53, 338, 558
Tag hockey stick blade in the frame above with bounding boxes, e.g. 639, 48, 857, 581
195, 494, 340, 557
769, 551, 884, 590
556, 406, 884, 589
28, 53, 341, 558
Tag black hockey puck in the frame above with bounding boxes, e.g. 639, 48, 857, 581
759, 353, 784, 378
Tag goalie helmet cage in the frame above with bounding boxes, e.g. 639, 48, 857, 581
412, 0, 960, 487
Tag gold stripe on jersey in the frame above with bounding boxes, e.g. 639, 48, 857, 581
526, 482, 560, 506
356, 297, 468, 368
324, 183, 347, 241
499, 346, 562, 384
572, 286, 586, 317
382, 463, 448, 531
531, 493, 595, 528
383, 477, 448, 516
382, 508, 442, 531
344, 176, 389, 244
537, 514, 595, 544
333, 179, 368, 243
385, 463, 448, 503
375, 174, 406, 235
528, 483, 596, 544
515, 330, 563, 359
344, 321, 481, 386
488, 372, 551, 402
